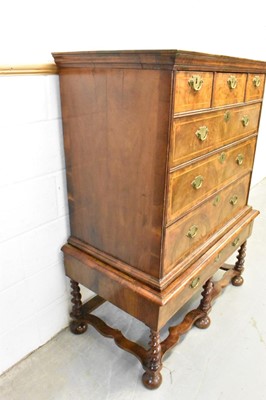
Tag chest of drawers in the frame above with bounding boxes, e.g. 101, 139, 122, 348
53, 50, 266, 389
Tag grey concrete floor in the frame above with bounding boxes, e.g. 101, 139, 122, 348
1, 178, 266, 400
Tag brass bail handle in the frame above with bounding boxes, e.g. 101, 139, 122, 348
227, 75, 238, 90
186, 224, 198, 239
236, 153, 244, 165
190, 276, 200, 289
188, 75, 204, 91
195, 126, 208, 141
241, 115, 249, 127
253, 75, 261, 88
192, 175, 204, 190
232, 237, 240, 247
230, 195, 238, 206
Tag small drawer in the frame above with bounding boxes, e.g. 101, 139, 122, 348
178, 220, 253, 300
213, 224, 251, 266
170, 103, 261, 167
212, 73, 247, 107
174, 71, 213, 113
167, 137, 256, 223
163, 173, 250, 275
245, 74, 265, 101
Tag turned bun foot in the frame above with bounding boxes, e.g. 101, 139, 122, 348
195, 315, 211, 329
70, 320, 88, 335
232, 275, 244, 286
142, 371, 162, 389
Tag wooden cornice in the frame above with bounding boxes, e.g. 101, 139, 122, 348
174, 50, 266, 73
0, 63, 58, 75
53, 50, 266, 73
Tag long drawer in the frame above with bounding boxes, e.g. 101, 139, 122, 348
163, 173, 250, 275
159, 209, 258, 327
167, 137, 256, 223
170, 103, 261, 167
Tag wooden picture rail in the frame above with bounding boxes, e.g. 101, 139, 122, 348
0, 64, 58, 75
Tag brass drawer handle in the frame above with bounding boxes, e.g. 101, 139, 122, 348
224, 111, 231, 122
230, 195, 238, 206
188, 75, 203, 91
213, 195, 221, 206
191, 175, 204, 190
219, 152, 227, 163
232, 237, 240, 247
195, 126, 208, 141
236, 153, 244, 165
186, 225, 198, 239
227, 75, 238, 89
253, 75, 261, 88
241, 115, 249, 127
190, 276, 200, 289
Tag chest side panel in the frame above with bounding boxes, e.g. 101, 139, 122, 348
59, 68, 172, 278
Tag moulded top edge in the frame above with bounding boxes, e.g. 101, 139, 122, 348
52, 49, 177, 70
52, 49, 266, 72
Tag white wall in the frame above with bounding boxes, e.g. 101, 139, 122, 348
1, 0, 266, 375
2, 0, 266, 180
1, 1, 266, 64
0, 74, 70, 374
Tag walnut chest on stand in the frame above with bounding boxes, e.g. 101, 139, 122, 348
52, 50, 266, 389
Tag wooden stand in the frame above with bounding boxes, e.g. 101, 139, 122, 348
69, 245, 247, 390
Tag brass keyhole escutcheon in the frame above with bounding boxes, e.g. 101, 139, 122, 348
219, 152, 227, 163
224, 111, 231, 122
230, 195, 238, 206
253, 75, 261, 88
232, 237, 240, 247
236, 153, 244, 165
186, 225, 198, 239
214, 253, 221, 263
191, 175, 204, 190
188, 75, 204, 91
190, 276, 200, 289
241, 115, 249, 127
195, 126, 209, 141
213, 195, 221, 206
227, 75, 238, 89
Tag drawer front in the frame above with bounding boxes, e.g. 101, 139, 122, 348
171, 220, 253, 309
167, 137, 256, 223
174, 71, 213, 113
245, 73, 265, 101
163, 173, 250, 274
212, 73, 247, 107
170, 103, 261, 167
